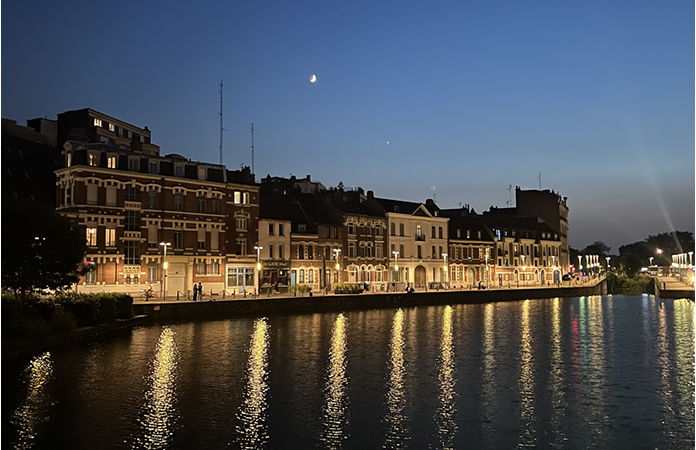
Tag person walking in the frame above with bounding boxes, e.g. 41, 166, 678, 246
193, 283, 198, 301
197, 282, 203, 300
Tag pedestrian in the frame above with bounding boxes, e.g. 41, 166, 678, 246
198, 282, 203, 300
193, 283, 198, 301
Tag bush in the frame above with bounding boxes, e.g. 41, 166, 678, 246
334, 283, 361, 294
50, 308, 77, 334
20, 317, 51, 340
115, 293, 134, 319
96, 294, 117, 323
60, 294, 100, 327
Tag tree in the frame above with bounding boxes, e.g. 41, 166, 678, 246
1, 200, 86, 297
581, 241, 611, 258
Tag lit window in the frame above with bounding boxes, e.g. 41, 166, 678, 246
85, 262, 97, 284
243, 192, 249, 204
197, 262, 206, 275
94, 118, 102, 127
109, 123, 115, 132
86, 227, 97, 246
107, 156, 116, 168
234, 191, 241, 204
105, 228, 116, 246
211, 262, 220, 275
88, 153, 98, 166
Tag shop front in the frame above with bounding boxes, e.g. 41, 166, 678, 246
261, 260, 290, 293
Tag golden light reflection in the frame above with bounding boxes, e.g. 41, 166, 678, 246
236, 318, 271, 449
436, 305, 457, 449
11, 352, 53, 450
138, 327, 179, 450
673, 300, 695, 423
549, 298, 566, 446
481, 302, 497, 443
385, 308, 409, 447
587, 295, 608, 448
518, 300, 536, 447
322, 313, 349, 448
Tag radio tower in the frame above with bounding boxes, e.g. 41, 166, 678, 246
218, 80, 224, 165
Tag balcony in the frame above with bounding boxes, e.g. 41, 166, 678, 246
415, 234, 426, 241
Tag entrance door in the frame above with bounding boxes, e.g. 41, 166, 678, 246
168, 263, 187, 298
415, 266, 426, 289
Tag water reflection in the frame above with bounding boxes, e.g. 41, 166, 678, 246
549, 298, 566, 446
673, 299, 695, 439
518, 300, 536, 447
436, 305, 457, 449
481, 302, 497, 447
10, 352, 53, 450
587, 295, 608, 448
236, 318, 271, 449
384, 308, 409, 448
322, 313, 349, 449
137, 327, 179, 450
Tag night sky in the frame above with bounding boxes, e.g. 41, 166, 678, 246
2, 0, 693, 252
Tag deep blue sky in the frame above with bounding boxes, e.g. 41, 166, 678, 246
3, 0, 693, 252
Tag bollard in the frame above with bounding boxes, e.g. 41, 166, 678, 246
177, 291, 180, 301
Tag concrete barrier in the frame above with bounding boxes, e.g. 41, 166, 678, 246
134, 279, 607, 321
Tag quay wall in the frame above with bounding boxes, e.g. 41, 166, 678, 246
134, 279, 607, 321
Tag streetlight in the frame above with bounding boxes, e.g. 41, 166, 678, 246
606, 256, 611, 270
689, 251, 693, 267
484, 253, 489, 286
333, 248, 341, 284
392, 250, 399, 282
159, 242, 171, 300
254, 245, 263, 297
442, 253, 448, 284
521, 254, 526, 286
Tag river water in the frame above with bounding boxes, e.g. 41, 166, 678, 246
2, 295, 694, 450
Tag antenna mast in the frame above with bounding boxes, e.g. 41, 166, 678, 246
219, 80, 224, 165
250, 122, 255, 175
539, 172, 542, 190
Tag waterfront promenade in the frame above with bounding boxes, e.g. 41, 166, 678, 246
655, 275, 695, 300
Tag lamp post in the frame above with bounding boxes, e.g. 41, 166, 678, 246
442, 253, 448, 284
649, 256, 654, 267
254, 245, 263, 298
484, 254, 489, 287
333, 248, 341, 284
606, 256, 611, 271
392, 250, 399, 282
159, 242, 171, 300
521, 254, 526, 286
689, 251, 693, 268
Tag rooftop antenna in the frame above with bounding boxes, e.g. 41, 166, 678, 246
508, 185, 513, 207
249, 122, 259, 175
218, 80, 224, 165
539, 172, 542, 190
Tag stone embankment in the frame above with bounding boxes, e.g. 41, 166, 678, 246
134, 278, 608, 321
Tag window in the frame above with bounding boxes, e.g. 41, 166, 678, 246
198, 240, 206, 250
125, 187, 140, 202
174, 231, 183, 249
210, 198, 219, 214
127, 130, 133, 139
140, 135, 145, 143
148, 263, 158, 282
88, 153, 98, 166
399, 223, 405, 236
376, 227, 383, 237
439, 227, 443, 239
175, 165, 183, 177
417, 245, 422, 259
94, 118, 102, 127
107, 156, 116, 168
86, 227, 97, 246
269, 244, 274, 259
432, 246, 437, 258
278, 244, 284, 259
197, 261, 207, 275
307, 245, 313, 260
431, 226, 436, 238
417, 225, 423, 238
348, 224, 356, 235
299, 269, 305, 284
118, 127, 124, 136
66, 153, 72, 167
243, 192, 249, 204
236, 216, 247, 231
124, 211, 140, 231
391, 223, 396, 235
198, 196, 206, 213
375, 244, 383, 258
348, 243, 355, 258
109, 123, 115, 132
234, 191, 241, 204
299, 245, 305, 259
439, 246, 443, 258
278, 223, 285, 236
211, 261, 220, 275
105, 228, 116, 246
128, 158, 139, 171
87, 184, 98, 204
269, 223, 275, 236
149, 162, 158, 174
124, 241, 140, 265
100, 136, 110, 144
148, 190, 158, 209
298, 224, 307, 233
174, 193, 183, 211
236, 238, 247, 256
400, 244, 404, 258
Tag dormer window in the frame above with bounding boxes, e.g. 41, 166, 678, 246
88, 153, 98, 166
109, 123, 115, 132
298, 224, 307, 233
93, 118, 102, 127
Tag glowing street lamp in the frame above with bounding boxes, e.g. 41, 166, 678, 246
254, 245, 263, 297
392, 250, 399, 282
442, 253, 448, 283
649, 256, 654, 266
159, 242, 171, 300
333, 248, 341, 283
521, 254, 526, 286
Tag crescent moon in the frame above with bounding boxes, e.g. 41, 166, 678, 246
310, 74, 317, 83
